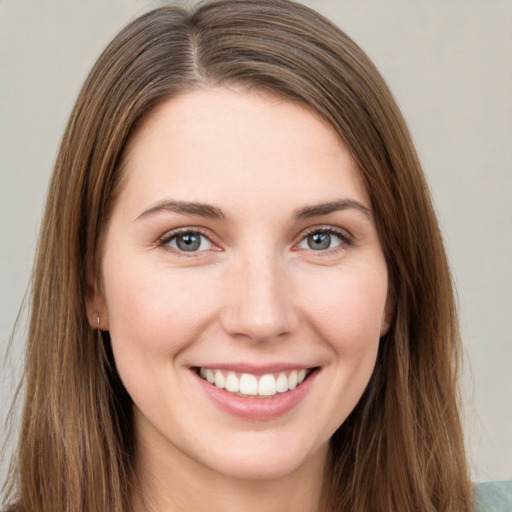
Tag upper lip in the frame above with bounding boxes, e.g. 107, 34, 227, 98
192, 363, 317, 376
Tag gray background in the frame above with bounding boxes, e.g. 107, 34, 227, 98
1, 0, 511, 483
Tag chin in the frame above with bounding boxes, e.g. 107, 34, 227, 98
193, 432, 329, 482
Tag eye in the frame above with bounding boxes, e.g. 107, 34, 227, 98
297, 228, 349, 251
161, 230, 215, 252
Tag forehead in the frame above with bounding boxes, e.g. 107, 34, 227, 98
117, 87, 370, 214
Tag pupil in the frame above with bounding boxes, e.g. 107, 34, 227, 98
177, 233, 201, 251
308, 232, 331, 250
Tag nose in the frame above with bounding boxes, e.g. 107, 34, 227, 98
220, 250, 298, 343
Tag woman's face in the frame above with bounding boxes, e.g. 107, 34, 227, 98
92, 88, 390, 481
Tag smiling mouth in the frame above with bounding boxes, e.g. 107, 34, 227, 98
196, 367, 315, 398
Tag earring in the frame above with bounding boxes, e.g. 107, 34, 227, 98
96, 315, 103, 343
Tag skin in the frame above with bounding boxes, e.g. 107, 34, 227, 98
88, 87, 391, 512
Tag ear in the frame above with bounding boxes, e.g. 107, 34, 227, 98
85, 256, 109, 331
379, 291, 394, 337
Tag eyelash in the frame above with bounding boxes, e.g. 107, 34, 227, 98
157, 226, 353, 255
158, 228, 217, 255
296, 226, 353, 254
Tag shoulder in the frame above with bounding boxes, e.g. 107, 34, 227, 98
473, 480, 512, 512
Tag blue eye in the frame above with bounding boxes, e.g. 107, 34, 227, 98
162, 231, 214, 252
298, 229, 347, 251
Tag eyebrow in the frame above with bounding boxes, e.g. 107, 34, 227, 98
136, 199, 226, 221
293, 199, 373, 220
135, 198, 372, 222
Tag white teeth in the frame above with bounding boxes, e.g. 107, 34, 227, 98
199, 368, 311, 397
258, 374, 277, 396
225, 372, 239, 392
239, 373, 258, 395
288, 370, 298, 390
276, 373, 288, 393
214, 370, 225, 389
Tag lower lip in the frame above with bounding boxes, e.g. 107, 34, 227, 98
193, 369, 318, 421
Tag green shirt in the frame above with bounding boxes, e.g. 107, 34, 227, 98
474, 480, 512, 512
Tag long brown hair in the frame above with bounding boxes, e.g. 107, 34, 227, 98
2, 1, 472, 510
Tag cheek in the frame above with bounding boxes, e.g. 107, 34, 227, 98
298, 265, 386, 429
299, 263, 388, 352
100, 258, 227, 420
101, 256, 221, 366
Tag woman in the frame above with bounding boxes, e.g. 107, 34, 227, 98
0, 0, 486, 510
